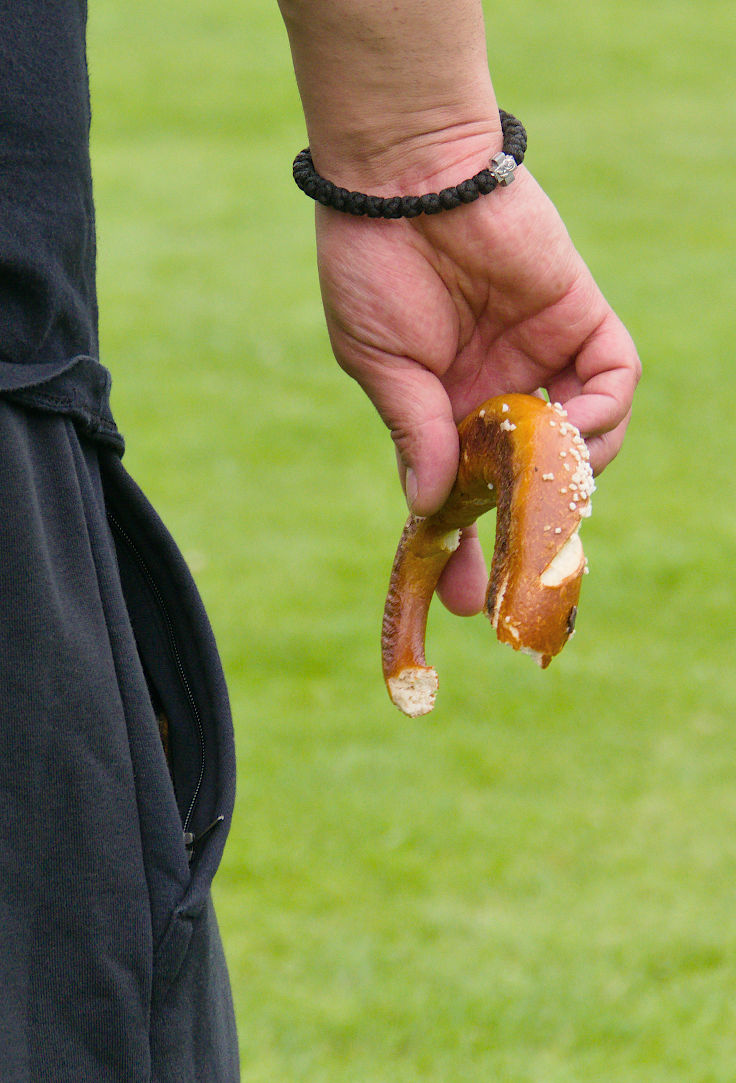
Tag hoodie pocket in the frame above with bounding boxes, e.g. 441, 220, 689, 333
100, 451, 236, 1003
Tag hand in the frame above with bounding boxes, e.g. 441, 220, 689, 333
316, 162, 640, 615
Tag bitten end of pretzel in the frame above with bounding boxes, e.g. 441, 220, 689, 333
387, 666, 439, 717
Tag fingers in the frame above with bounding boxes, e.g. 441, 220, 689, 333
547, 309, 641, 474
582, 411, 632, 474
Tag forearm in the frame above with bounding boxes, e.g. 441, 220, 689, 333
277, 0, 501, 191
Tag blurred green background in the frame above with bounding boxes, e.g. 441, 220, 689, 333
88, 1, 735, 1079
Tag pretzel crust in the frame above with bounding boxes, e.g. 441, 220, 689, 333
381, 394, 594, 716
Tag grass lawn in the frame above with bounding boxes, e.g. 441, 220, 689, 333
89, 1, 736, 1078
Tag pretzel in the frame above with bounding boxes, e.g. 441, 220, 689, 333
381, 394, 594, 716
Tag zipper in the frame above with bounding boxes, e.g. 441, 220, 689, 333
107, 512, 206, 840
184, 814, 225, 862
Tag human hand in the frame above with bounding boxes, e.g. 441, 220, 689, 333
316, 162, 640, 615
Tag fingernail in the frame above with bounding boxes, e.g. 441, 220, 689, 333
405, 468, 418, 510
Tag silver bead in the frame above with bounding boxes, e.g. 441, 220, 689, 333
489, 152, 517, 186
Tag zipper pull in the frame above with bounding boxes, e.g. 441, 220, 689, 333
184, 814, 225, 861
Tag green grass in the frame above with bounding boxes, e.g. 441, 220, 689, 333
88, 1, 736, 1078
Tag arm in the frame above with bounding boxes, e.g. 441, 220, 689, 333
278, 0, 640, 614
278, 0, 500, 186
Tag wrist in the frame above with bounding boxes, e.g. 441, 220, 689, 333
295, 109, 526, 219
308, 111, 504, 199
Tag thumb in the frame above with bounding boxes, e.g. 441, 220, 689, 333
353, 356, 460, 516
396, 410, 459, 516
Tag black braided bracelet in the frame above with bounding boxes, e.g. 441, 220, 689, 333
292, 109, 526, 219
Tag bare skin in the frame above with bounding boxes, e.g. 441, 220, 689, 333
279, 0, 641, 615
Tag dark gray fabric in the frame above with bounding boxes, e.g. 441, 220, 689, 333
0, 400, 239, 1080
